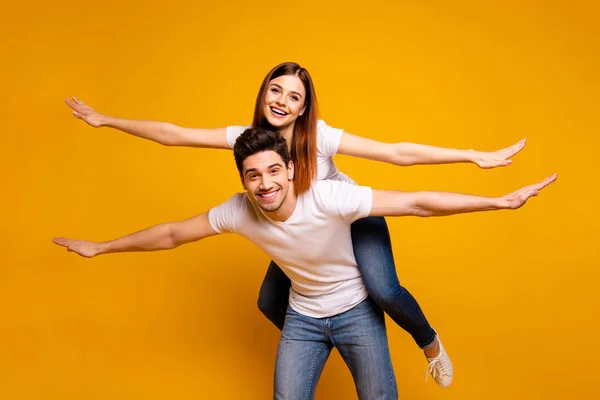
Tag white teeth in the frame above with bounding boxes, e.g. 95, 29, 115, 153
271, 107, 286, 116
258, 190, 278, 200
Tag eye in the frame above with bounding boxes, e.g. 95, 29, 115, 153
270, 87, 280, 94
270, 168, 281, 174
290, 96, 299, 102
248, 174, 259, 180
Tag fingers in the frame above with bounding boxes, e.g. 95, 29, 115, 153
533, 174, 558, 191
52, 237, 70, 247
506, 139, 525, 152
53, 238, 83, 255
508, 174, 554, 209
502, 138, 526, 158
491, 159, 511, 168
499, 139, 522, 153
510, 139, 526, 154
64, 97, 77, 110
65, 96, 88, 111
72, 111, 87, 121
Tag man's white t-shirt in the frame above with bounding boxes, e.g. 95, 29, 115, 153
226, 120, 356, 185
208, 180, 373, 318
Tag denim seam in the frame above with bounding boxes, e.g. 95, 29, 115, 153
388, 358, 397, 398
304, 344, 325, 400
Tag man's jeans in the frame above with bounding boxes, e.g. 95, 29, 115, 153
274, 297, 398, 400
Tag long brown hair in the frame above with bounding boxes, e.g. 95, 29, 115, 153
252, 62, 318, 194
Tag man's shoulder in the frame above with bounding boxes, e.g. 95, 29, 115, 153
308, 180, 355, 204
213, 192, 251, 211
311, 180, 353, 192
309, 180, 372, 205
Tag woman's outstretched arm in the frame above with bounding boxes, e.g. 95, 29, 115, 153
338, 130, 526, 169
65, 97, 230, 149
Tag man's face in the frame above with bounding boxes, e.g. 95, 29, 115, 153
241, 150, 294, 213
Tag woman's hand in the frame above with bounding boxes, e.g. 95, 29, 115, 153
472, 139, 527, 169
64, 97, 106, 127
53, 237, 104, 258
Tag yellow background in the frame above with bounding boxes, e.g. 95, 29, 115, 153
1, 0, 599, 398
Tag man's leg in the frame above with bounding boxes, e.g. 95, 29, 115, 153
274, 306, 332, 400
331, 298, 398, 400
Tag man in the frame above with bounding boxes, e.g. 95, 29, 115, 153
54, 128, 556, 399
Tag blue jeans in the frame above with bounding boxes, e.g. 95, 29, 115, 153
257, 216, 436, 348
274, 298, 398, 400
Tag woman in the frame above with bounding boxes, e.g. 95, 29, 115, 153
65, 62, 525, 388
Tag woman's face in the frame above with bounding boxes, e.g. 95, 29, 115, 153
262, 74, 307, 130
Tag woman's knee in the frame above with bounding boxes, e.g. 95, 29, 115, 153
369, 285, 406, 310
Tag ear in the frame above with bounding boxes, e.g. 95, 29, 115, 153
287, 160, 295, 181
299, 103, 307, 116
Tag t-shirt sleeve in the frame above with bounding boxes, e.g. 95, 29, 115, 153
208, 193, 245, 234
226, 125, 252, 149
314, 180, 372, 223
316, 120, 344, 158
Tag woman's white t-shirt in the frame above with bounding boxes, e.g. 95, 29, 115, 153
226, 120, 356, 185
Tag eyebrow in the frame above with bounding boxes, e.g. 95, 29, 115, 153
269, 83, 304, 99
244, 163, 285, 177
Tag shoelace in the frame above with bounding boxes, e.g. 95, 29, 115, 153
425, 356, 450, 383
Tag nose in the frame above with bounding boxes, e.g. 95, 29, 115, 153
275, 93, 287, 107
259, 174, 273, 190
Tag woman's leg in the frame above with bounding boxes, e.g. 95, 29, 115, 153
351, 216, 436, 348
351, 216, 453, 387
257, 260, 291, 330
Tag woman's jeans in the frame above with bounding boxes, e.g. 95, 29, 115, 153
257, 216, 436, 349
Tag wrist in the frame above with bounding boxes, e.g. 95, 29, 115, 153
465, 149, 479, 164
96, 241, 110, 255
494, 196, 509, 210
97, 115, 114, 127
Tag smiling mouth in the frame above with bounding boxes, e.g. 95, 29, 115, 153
270, 106, 288, 117
256, 189, 280, 201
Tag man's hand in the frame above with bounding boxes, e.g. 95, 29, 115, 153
500, 173, 558, 209
64, 97, 106, 127
53, 237, 104, 258
472, 139, 527, 169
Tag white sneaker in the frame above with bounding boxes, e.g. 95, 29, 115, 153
425, 335, 454, 388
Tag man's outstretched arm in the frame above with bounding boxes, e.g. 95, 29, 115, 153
370, 174, 557, 217
53, 212, 218, 258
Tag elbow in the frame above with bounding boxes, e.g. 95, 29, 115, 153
410, 199, 435, 217
159, 123, 182, 146
163, 224, 181, 249
391, 143, 417, 166
412, 207, 434, 217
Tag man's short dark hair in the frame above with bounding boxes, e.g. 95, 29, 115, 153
233, 127, 291, 176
